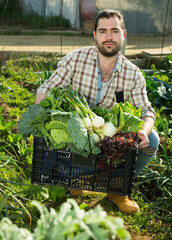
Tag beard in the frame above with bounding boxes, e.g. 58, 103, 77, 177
96, 40, 123, 57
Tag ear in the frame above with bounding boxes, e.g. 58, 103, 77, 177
93, 31, 96, 39
124, 30, 127, 39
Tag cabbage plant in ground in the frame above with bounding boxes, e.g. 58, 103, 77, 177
0, 199, 131, 240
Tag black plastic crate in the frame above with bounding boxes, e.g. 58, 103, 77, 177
31, 137, 137, 196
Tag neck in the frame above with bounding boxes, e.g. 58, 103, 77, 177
98, 52, 119, 82
98, 51, 119, 68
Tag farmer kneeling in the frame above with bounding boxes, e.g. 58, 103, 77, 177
35, 9, 159, 214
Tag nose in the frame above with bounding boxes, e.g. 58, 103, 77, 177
106, 31, 112, 40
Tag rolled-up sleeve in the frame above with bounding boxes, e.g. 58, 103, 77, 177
130, 69, 155, 120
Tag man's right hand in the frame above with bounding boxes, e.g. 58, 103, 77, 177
35, 93, 46, 104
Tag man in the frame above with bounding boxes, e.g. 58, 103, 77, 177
35, 9, 159, 214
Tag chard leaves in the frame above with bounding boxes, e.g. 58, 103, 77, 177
93, 102, 143, 133
111, 102, 143, 133
122, 112, 143, 132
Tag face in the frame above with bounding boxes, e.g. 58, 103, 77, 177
93, 17, 127, 57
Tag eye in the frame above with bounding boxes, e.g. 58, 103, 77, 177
99, 30, 106, 34
113, 29, 119, 33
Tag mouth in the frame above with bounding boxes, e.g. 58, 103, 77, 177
103, 41, 116, 48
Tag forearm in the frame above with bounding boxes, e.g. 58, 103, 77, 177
140, 116, 155, 136
35, 92, 46, 104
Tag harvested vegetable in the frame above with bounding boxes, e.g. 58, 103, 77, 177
18, 86, 143, 157
92, 102, 143, 133
100, 132, 138, 160
92, 116, 105, 128
102, 122, 117, 137
91, 133, 101, 145
60, 86, 117, 143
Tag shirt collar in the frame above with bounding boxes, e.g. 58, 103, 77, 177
112, 53, 123, 73
92, 47, 98, 61
116, 53, 122, 72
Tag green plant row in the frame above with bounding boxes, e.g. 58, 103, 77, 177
0, 199, 131, 240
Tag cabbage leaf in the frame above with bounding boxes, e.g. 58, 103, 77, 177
18, 104, 49, 140
67, 113, 101, 157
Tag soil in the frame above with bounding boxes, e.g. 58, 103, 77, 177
0, 34, 172, 57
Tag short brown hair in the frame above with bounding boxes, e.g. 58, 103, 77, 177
94, 9, 125, 31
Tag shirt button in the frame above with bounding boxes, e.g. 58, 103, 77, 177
98, 88, 101, 91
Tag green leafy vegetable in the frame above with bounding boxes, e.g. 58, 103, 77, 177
18, 104, 49, 140
18, 87, 143, 157
93, 102, 143, 133
51, 127, 73, 150
67, 113, 101, 157
112, 102, 143, 133
31, 199, 131, 240
67, 113, 90, 152
18, 104, 72, 150
0, 218, 32, 240
0, 199, 130, 240
45, 120, 67, 131
145, 75, 172, 111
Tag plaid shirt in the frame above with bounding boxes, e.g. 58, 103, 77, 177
37, 46, 155, 119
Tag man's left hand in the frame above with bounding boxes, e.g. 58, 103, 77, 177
137, 130, 149, 149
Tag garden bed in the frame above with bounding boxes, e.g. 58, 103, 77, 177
0, 54, 171, 239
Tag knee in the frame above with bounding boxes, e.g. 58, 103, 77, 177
148, 129, 160, 149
